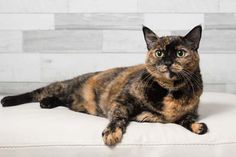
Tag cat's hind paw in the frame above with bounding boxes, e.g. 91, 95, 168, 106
191, 122, 208, 135
40, 97, 64, 109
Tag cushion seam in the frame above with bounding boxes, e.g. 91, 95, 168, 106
1, 142, 236, 149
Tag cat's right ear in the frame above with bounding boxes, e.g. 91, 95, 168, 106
142, 26, 158, 50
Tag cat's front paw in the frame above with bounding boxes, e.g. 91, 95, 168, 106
102, 127, 123, 146
191, 122, 208, 135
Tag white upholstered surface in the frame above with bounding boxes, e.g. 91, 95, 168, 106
0, 92, 236, 157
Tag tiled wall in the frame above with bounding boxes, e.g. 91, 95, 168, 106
0, 0, 235, 94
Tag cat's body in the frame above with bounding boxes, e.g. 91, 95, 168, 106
1, 25, 208, 146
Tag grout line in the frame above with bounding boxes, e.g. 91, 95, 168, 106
0, 142, 236, 149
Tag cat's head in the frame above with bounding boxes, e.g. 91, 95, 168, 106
143, 25, 202, 89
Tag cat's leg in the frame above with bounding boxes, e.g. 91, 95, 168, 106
40, 97, 66, 109
102, 102, 129, 146
132, 111, 165, 123
176, 113, 208, 135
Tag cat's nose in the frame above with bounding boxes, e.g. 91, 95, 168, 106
164, 60, 172, 67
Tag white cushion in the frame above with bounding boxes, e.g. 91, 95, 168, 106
0, 92, 236, 157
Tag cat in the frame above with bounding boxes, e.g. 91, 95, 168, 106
1, 25, 208, 146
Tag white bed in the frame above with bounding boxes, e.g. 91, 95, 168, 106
0, 92, 236, 157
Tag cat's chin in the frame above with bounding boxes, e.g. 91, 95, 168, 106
155, 77, 184, 90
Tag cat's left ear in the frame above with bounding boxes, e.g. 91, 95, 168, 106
184, 25, 202, 50
142, 26, 158, 50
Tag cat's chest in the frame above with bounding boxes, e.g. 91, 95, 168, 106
139, 80, 199, 122
161, 94, 199, 122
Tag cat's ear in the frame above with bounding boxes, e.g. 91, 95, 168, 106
183, 25, 202, 50
142, 26, 158, 50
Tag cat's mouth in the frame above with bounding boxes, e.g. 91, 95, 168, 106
162, 70, 178, 80
146, 64, 181, 82
157, 66, 179, 80
157, 64, 184, 81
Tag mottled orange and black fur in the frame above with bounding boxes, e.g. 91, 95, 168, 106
1, 25, 208, 146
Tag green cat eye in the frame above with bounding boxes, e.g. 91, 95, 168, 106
176, 50, 185, 57
155, 51, 164, 58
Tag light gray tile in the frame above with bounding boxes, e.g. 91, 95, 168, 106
201, 30, 236, 52
203, 83, 226, 93
23, 30, 103, 53
0, 82, 49, 94
205, 13, 236, 29
0, 31, 22, 52
226, 84, 236, 94
0, 54, 40, 82
55, 13, 143, 30
102, 30, 171, 53
0, 0, 67, 13
144, 14, 204, 30
205, 84, 236, 95
138, 0, 219, 13
172, 30, 236, 53
200, 54, 236, 84
103, 30, 146, 53
220, 0, 236, 12
0, 14, 54, 30
69, 0, 137, 12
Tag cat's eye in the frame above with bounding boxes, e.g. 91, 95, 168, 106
176, 50, 185, 57
155, 51, 164, 58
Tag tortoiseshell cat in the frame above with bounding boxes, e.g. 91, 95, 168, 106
1, 25, 207, 146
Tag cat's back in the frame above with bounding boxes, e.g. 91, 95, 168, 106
64, 65, 128, 89
78, 64, 145, 90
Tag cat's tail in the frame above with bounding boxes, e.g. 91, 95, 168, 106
1, 92, 35, 107
1, 82, 67, 107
